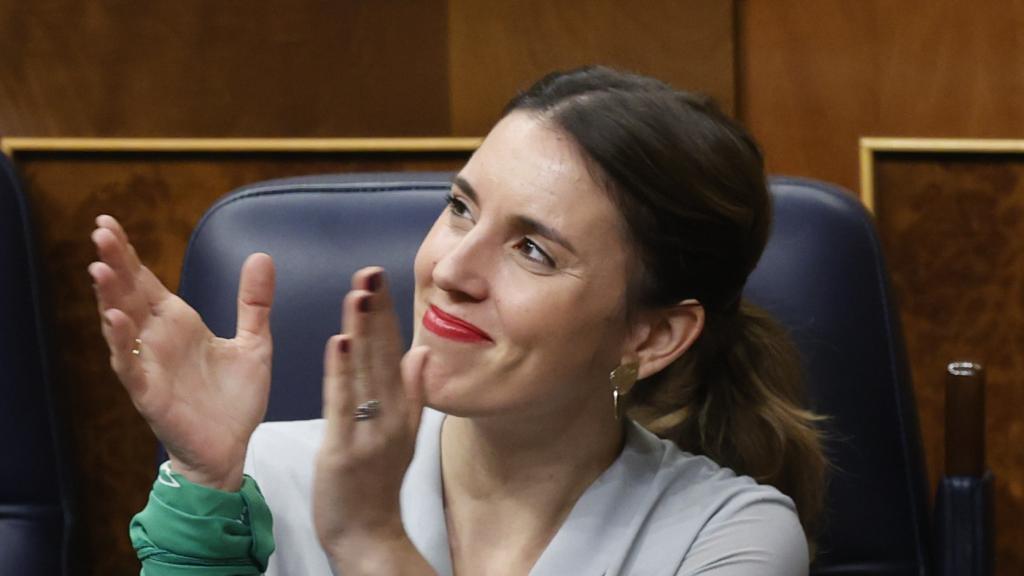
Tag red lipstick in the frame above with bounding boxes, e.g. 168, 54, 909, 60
422, 305, 492, 343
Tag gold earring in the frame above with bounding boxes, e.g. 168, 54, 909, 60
609, 362, 639, 420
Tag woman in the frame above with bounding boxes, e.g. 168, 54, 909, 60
90, 66, 826, 575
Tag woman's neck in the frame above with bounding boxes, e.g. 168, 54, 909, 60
441, 407, 623, 497
439, 403, 625, 574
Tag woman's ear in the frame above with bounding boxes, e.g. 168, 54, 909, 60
625, 299, 705, 380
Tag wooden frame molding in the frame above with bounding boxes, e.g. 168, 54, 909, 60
0, 137, 483, 157
859, 137, 1024, 213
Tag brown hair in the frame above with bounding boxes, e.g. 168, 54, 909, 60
505, 66, 827, 543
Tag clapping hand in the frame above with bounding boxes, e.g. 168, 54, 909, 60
90, 215, 275, 491
313, 267, 434, 572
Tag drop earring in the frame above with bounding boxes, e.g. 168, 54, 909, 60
609, 362, 639, 420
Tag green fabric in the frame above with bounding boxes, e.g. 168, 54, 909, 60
130, 462, 275, 575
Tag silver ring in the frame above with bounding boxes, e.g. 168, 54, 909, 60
353, 399, 381, 421
131, 338, 142, 357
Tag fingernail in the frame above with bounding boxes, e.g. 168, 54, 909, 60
338, 337, 350, 353
357, 294, 372, 313
366, 271, 383, 293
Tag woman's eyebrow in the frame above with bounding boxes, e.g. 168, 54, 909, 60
453, 175, 579, 256
511, 215, 578, 256
452, 175, 479, 203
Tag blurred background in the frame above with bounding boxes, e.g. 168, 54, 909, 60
1, 1, 1021, 574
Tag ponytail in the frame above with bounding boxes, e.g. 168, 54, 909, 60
627, 300, 827, 546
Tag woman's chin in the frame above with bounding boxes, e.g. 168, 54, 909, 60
420, 367, 498, 418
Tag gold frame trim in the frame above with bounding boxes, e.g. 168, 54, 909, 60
0, 137, 483, 158
859, 137, 1024, 213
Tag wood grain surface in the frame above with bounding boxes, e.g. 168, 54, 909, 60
738, 0, 1024, 192
448, 0, 735, 135
15, 150, 470, 575
874, 152, 1024, 574
0, 1, 450, 137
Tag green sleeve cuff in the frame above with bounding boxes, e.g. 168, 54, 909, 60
130, 461, 275, 575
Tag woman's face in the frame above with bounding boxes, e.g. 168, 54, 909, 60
412, 111, 637, 421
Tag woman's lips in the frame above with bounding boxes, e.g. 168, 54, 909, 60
422, 305, 493, 343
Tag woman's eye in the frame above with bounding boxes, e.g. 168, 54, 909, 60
514, 238, 555, 268
445, 194, 472, 220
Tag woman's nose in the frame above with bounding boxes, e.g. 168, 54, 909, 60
431, 230, 490, 302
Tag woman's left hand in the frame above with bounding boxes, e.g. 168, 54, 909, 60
312, 267, 433, 570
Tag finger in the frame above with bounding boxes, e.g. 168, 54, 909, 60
344, 290, 404, 406
235, 253, 276, 339
342, 287, 372, 337
92, 224, 171, 309
89, 261, 126, 314
400, 345, 431, 435
96, 214, 128, 246
91, 227, 136, 292
341, 269, 405, 407
100, 307, 147, 396
95, 214, 141, 272
349, 267, 406, 368
322, 335, 355, 426
341, 288, 375, 403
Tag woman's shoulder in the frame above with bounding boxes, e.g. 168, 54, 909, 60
625, 419, 790, 503
621, 420, 808, 574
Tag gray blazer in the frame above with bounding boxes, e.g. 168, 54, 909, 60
245, 409, 807, 575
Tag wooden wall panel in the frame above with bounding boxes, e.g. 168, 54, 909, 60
0, 1, 450, 137
12, 145, 472, 575
872, 150, 1024, 575
738, 0, 1024, 192
448, 0, 735, 135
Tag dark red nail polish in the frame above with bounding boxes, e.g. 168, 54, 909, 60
357, 295, 371, 313
338, 337, 350, 353
366, 271, 382, 292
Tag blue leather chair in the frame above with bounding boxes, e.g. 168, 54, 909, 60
0, 153, 76, 575
179, 173, 987, 575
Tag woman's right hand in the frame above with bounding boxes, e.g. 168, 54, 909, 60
89, 215, 275, 491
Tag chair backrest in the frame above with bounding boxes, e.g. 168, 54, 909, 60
0, 153, 74, 576
749, 177, 931, 575
180, 173, 932, 575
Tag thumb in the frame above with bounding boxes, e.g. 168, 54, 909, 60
400, 345, 431, 433
235, 252, 276, 339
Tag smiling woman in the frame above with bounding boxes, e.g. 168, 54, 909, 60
90, 66, 824, 576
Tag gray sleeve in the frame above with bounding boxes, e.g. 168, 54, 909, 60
676, 498, 809, 576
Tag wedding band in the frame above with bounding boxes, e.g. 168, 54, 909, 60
353, 399, 381, 421
131, 338, 142, 357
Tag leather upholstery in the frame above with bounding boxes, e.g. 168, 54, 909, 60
180, 173, 933, 575
0, 154, 74, 575
750, 178, 931, 575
